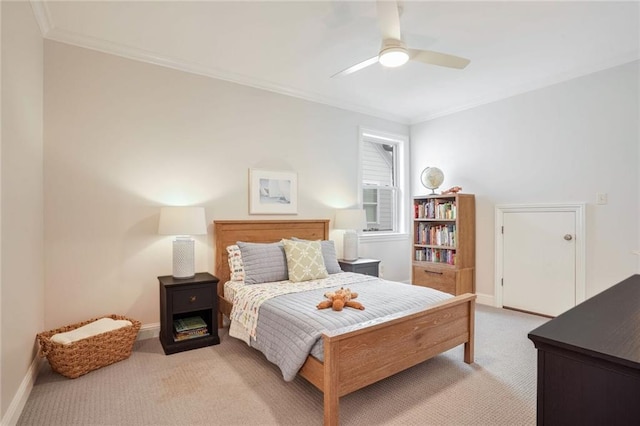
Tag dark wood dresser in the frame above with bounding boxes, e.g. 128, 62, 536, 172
528, 274, 640, 425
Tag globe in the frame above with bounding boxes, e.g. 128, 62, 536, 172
420, 167, 444, 194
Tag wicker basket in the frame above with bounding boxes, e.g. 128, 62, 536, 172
37, 314, 141, 379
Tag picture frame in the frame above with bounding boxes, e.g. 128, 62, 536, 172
249, 169, 298, 215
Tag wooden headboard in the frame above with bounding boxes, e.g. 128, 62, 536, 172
213, 219, 329, 296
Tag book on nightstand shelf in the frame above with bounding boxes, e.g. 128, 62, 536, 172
174, 328, 209, 341
174, 316, 207, 332
173, 316, 209, 341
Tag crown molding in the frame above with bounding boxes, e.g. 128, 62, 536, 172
34, 7, 636, 127
43, 26, 411, 125
410, 51, 640, 124
29, 0, 53, 37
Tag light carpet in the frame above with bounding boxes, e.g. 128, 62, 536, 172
18, 305, 547, 425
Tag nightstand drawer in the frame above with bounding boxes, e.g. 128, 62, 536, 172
412, 266, 456, 294
172, 285, 213, 313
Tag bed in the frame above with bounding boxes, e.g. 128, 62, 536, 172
214, 219, 476, 426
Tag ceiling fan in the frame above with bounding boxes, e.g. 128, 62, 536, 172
331, 0, 470, 78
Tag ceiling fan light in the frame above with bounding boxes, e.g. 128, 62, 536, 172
379, 47, 409, 67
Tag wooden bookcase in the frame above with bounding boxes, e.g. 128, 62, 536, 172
412, 193, 475, 295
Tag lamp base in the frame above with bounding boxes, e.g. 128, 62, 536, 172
173, 237, 195, 279
343, 230, 358, 262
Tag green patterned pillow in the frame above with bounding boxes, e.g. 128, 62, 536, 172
282, 239, 329, 282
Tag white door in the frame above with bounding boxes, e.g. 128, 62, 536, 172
500, 209, 578, 317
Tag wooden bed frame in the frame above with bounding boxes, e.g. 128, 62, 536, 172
213, 219, 476, 426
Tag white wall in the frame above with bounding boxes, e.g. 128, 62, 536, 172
359, 236, 410, 281
44, 41, 409, 329
411, 61, 639, 303
1, 1, 45, 421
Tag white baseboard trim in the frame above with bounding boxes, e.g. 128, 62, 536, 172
475, 292, 495, 307
2, 321, 160, 426
1, 354, 45, 426
137, 322, 160, 341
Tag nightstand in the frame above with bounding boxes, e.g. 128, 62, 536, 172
338, 258, 381, 277
158, 272, 220, 355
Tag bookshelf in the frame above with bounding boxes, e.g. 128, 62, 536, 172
412, 193, 475, 295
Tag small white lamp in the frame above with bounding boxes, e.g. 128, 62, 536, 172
158, 206, 207, 279
334, 209, 367, 261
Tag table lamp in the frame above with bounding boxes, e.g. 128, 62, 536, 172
334, 209, 367, 261
158, 206, 207, 279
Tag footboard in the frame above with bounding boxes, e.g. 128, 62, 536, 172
299, 293, 476, 426
213, 220, 476, 426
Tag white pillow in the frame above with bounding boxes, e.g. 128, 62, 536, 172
226, 244, 245, 281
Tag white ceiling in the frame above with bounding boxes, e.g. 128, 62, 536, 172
32, 1, 640, 124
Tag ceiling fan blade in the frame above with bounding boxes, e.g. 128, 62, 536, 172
377, 0, 401, 40
331, 56, 379, 78
409, 49, 470, 69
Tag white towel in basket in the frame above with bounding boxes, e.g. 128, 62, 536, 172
51, 317, 133, 345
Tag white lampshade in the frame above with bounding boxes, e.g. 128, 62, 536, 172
335, 209, 367, 262
158, 206, 207, 279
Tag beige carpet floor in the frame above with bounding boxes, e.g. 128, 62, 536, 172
18, 305, 547, 426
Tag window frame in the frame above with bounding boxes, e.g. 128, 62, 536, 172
362, 185, 397, 232
358, 127, 409, 240
362, 186, 381, 229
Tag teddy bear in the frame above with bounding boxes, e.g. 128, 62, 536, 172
317, 287, 365, 311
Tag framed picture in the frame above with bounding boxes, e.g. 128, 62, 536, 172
249, 169, 298, 215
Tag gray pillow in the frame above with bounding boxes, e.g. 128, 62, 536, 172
291, 237, 342, 274
236, 241, 289, 284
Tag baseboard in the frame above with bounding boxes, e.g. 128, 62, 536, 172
137, 322, 160, 341
2, 321, 159, 426
475, 292, 495, 307
1, 354, 45, 426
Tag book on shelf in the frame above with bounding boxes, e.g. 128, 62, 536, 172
173, 316, 207, 333
173, 328, 209, 341
415, 247, 456, 265
415, 223, 456, 246
414, 199, 457, 220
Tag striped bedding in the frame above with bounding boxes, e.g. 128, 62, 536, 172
227, 272, 452, 381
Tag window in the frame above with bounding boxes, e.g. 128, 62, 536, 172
359, 129, 407, 234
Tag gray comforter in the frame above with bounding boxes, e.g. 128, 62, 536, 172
248, 274, 452, 381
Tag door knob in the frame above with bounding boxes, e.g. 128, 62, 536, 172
564, 234, 573, 241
